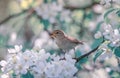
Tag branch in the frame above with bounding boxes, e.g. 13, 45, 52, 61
31, 9, 52, 35
75, 38, 105, 62
64, 1, 99, 10
116, 57, 120, 73
0, 9, 30, 25
0, 6, 51, 37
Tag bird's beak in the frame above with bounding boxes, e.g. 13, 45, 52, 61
50, 33, 55, 38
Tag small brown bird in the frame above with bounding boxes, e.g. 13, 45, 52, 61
50, 30, 83, 52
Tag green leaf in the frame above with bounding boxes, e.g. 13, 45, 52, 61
75, 62, 83, 70
86, 10, 94, 19
104, 8, 115, 19
113, 47, 120, 57
116, 9, 120, 17
75, 50, 82, 58
75, 50, 88, 63
21, 72, 34, 78
94, 21, 104, 32
40, 19, 50, 29
12, 73, 17, 78
78, 57, 88, 64
107, 43, 114, 51
93, 50, 103, 62
104, 8, 115, 23
49, 50, 55, 55
0, 34, 9, 47
105, 17, 110, 24
46, 57, 51, 62
92, 37, 103, 49
44, 0, 48, 3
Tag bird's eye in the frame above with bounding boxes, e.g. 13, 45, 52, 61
56, 32, 59, 34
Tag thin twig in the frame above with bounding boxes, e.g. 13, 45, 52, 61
116, 57, 120, 73
0, 9, 30, 25
76, 46, 99, 62
32, 9, 52, 35
64, 1, 99, 10
75, 37, 105, 62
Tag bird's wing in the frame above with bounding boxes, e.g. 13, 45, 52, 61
66, 36, 83, 45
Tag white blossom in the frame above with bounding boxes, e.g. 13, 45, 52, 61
44, 54, 77, 78
98, 41, 113, 60
100, 0, 120, 8
35, 2, 71, 24
0, 60, 7, 67
0, 45, 77, 78
8, 45, 22, 54
1, 74, 9, 78
94, 31, 102, 39
97, 24, 120, 47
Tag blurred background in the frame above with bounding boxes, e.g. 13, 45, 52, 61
0, 0, 120, 78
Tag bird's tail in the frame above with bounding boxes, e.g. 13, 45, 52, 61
79, 41, 84, 45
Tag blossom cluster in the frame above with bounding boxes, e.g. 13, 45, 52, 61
100, 0, 120, 8
97, 41, 113, 60
95, 23, 120, 47
35, 2, 71, 24
94, 23, 120, 60
102, 24, 120, 47
0, 45, 77, 78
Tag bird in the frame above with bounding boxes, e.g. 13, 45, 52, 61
50, 30, 83, 52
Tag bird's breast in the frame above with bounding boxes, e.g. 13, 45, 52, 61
55, 38, 77, 51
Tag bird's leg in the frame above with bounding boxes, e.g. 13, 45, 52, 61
59, 49, 66, 60
60, 49, 63, 52
60, 49, 65, 54
59, 49, 65, 55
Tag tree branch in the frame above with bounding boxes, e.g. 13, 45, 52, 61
75, 38, 105, 62
0, 9, 30, 25
64, 1, 99, 10
116, 57, 120, 73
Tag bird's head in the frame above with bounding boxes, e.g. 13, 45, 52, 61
50, 30, 65, 39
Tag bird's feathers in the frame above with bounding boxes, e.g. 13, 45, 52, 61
66, 36, 83, 45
